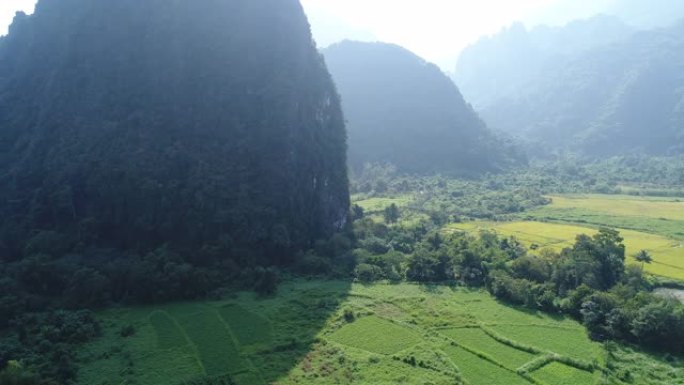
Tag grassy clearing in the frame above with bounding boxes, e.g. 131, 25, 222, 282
604, 345, 684, 384
491, 325, 601, 362
443, 345, 530, 385
76, 281, 682, 385
352, 195, 412, 213
439, 327, 537, 370
328, 316, 422, 354
531, 362, 598, 385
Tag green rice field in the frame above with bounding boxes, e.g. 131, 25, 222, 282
527, 194, 684, 241
444, 193, 684, 280
74, 280, 683, 385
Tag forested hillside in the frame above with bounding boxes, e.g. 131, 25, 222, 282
324, 41, 524, 175
456, 16, 684, 156
0, 0, 348, 314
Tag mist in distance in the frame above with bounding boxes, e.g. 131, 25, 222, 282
302, 0, 684, 70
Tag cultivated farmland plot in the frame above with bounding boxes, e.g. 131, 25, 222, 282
445, 194, 684, 281
75, 281, 682, 385
75, 194, 684, 384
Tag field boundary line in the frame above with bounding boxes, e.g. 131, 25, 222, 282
441, 336, 537, 385
153, 309, 206, 375
373, 313, 428, 333
527, 216, 684, 241
482, 323, 584, 331
430, 325, 480, 332
482, 325, 600, 372
213, 307, 265, 383
324, 337, 405, 356
480, 325, 543, 355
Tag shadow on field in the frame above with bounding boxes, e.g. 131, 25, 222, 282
245, 280, 353, 384
78, 280, 353, 385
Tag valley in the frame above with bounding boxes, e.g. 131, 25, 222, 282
1, 1, 684, 384
72, 190, 684, 385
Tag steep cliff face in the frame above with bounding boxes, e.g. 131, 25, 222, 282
324, 41, 524, 176
0, 0, 349, 261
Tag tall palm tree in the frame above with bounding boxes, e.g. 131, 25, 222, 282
634, 250, 653, 271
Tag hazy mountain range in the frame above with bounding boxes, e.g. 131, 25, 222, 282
455, 15, 684, 156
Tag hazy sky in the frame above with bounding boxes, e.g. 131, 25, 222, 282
0, 0, 34, 34
301, 0, 617, 69
3, 0, 683, 70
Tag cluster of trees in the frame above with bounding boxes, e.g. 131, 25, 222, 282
351, 163, 550, 222
351, 209, 522, 284
0, 310, 100, 384
374, 155, 684, 201
488, 229, 684, 353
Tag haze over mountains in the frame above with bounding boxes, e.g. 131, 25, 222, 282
456, 15, 684, 156
324, 41, 524, 176
455, 15, 635, 109
297, 0, 684, 71
296, 1, 684, 159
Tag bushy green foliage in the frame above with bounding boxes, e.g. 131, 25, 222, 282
0, 310, 100, 384
0, 361, 39, 385
351, 164, 550, 220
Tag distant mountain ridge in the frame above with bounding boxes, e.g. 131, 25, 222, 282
455, 15, 684, 156
324, 40, 524, 176
455, 15, 634, 110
